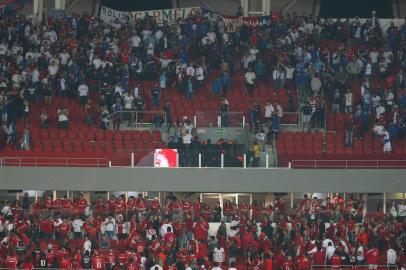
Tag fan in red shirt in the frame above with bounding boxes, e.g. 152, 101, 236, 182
58, 219, 72, 239
5, 253, 19, 269
115, 196, 126, 216
330, 253, 341, 268
59, 255, 72, 269
193, 217, 209, 241
135, 198, 147, 215
75, 194, 88, 216
95, 197, 107, 215
21, 257, 34, 270
296, 255, 311, 270
312, 246, 326, 265
107, 195, 116, 215
42, 195, 53, 210
163, 227, 176, 247
103, 249, 116, 268
61, 196, 73, 215
150, 198, 161, 215
127, 256, 139, 270
126, 197, 136, 218
193, 198, 202, 219
366, 245, 379, 268
182, 200, 193, 215
52, 197, 63, 215
92, 251, 105, 270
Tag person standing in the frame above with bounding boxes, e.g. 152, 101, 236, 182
252, 141, 260, 167
245, 68, 256, 95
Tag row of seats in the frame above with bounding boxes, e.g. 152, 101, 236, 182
30, 140, 165, 152
277, 131, 404, 156
29, 129, 162, 142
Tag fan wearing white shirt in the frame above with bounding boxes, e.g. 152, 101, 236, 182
245, 68, 256, 95
72, 217, 84, 239
78, 84, 89, 104
387, 246, 397, 265
213, 244, 225, 264
264, 102, 275, 124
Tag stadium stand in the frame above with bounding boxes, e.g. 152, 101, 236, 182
0, 1, 406, 270
1, 191, 406, 270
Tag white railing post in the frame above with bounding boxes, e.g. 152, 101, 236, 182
198, 153, 202, 168
266, 154, 269, 168
242, 115, 246, 127
221, 153, 224, 168
131, 153, 134, 167
288, 162, 291, 169
176, 153, 179, 168
217, 115, 221, 127
108, 161, 112, 167
194, 115, 197, 127
243, 154, 247, 168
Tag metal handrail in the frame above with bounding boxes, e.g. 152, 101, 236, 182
0, 157, 22, 166
291, 159, 406, 169
311, 266, 398, 270
0, 157, 109, 167
106, 110, 167, 128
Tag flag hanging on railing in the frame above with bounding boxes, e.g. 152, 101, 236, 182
45, 8, 66, 26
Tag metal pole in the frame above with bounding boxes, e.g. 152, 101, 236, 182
221, 153, 224, 168
194, 115, 197, 127
242, 115, 246, 127
288, 162, 291, 168
290, 192, 294, 208
198, 153, 202, 168
266, 154, 269, 168
218, 115, 221, 127
108, 161, 112, 167
383, 192, 387, 214
135, 112, 138, 127
176, 153, 179, 168
243, 154, 247, 168
131, 153, 134, 167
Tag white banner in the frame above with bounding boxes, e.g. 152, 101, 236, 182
99, 5, 201, 25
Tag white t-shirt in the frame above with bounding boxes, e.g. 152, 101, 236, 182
265, 105, 275, 118
376, 105, 385, 118
123, 94, 134, 109
78, 84, 89, 97
131, 35, 141, 47
160, 223, 173, 237
285, 67, 294, 79
387, 249, 397, 265
369, 51, 379, 63
196, 67, 204, 80
245, 72, 255, 84
72, 219, 83, 232
213, 247, 225, 263
59, 53, 70, 65
357, 246, 364, 261
104, 218, 116, 232
182, 134, 192, 144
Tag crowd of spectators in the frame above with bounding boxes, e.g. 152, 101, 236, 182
0, 3, 405, 153
0, 192, 406, 270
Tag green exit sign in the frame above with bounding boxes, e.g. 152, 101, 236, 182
215, 128, 225, 133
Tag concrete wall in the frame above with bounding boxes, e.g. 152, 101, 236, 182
0, 167, 405, 192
